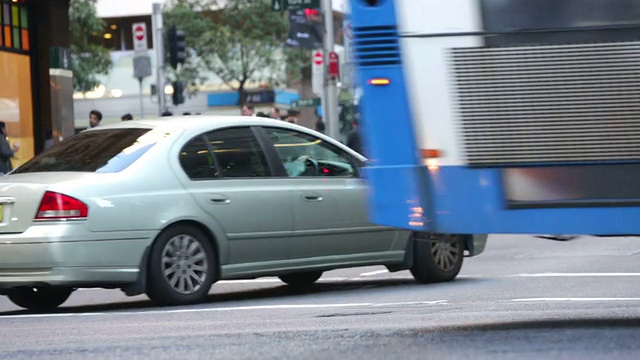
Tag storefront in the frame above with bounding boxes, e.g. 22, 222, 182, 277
0, 0, 33, 168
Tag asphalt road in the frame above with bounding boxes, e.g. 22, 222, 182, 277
1, 234, 640, 359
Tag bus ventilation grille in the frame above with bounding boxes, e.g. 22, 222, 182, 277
450, 41, 640, 166
353, 26, 401, 67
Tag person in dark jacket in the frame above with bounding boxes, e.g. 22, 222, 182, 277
0, 122, 19, 175
346, 118, 363, 155
315, 118, 326, 134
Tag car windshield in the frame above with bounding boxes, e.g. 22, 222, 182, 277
13, 128, 166, 174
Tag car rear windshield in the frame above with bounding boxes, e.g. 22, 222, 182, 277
13, 128, 161, 174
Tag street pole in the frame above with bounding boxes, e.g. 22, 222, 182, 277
138, 77, 144, 119
152, 3, 165, 116
321, 0, 340, 141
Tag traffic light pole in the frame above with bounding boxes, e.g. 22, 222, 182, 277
321, 0, 340, 141
152, 3, 166, 115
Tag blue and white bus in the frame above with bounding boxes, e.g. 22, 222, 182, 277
350, 0, 640, 235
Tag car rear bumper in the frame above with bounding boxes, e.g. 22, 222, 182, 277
465, 234, 488, 257
0, 223, 155, 288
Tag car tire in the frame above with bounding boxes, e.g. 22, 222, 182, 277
278, 271, 323, 287
7, 287, 73, 312
410, 233, 464, 284
146, 225, 216, 306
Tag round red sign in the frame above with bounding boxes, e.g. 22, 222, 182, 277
313, 51, 323, 65
134, 25, 145, 41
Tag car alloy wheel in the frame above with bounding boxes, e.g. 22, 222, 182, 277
161, 234, 209, 295
146, 224, 216, 306
410, 233, 465, 284
429, 235, 461, 272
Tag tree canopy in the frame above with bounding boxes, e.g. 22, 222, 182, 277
163, 0, 310, 104
69, 0, 113, 93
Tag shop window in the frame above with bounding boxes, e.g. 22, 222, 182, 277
0, 0, 29, 52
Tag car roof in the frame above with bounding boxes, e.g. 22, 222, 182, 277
90, 115, 291, 131
84, 115, 367, 160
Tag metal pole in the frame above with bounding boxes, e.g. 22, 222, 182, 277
139, 77, 144, 119
152, 3, 165, 116
321, 0, 339, 140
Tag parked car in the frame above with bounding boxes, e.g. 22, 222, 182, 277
0, 116, 487, 311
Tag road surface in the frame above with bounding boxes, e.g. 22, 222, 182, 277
0, 234, 639, 359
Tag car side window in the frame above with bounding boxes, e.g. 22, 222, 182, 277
206, 127, 271, 178
179, 135, 218, 180
264, 127, 355, 178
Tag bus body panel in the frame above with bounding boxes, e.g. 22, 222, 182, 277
351, 0, 429, 231
352, 0, 640, 235
427, 166, 640, 235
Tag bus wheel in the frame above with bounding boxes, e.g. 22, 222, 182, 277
410, 233, 464, 284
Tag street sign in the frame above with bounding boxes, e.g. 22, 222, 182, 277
133, 55, 152, 79
291, 98, 321, 108
132, 22, 148, 51
328, 51, 340, 78
313, 51, 323, 66
272, 0, 320, 11
312, 50, 323, 96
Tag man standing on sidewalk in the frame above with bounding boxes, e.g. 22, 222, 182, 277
0, 122, 19, 175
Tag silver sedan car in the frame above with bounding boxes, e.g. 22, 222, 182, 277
0, 116, 486, 311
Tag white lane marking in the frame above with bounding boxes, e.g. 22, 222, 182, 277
359, 270, 389, 277
0, 300, 448, 320
511, 297, 640, 303
372, 300, 447, 307
511, 273, 640, 277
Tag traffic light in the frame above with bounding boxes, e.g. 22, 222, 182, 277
167, 26, 186, 69
172, 81, 185, 106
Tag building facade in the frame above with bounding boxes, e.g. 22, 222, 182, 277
0, 0, 73, 167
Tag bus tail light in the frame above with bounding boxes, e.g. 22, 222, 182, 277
420, 149, 443, 158
420, 149, 443, 171
368, 78, 391, 86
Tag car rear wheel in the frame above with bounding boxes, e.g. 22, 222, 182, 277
146, 225, 216, 306
278, 271, 323, 287
7, 287, 73, 312
410, 233, 464, 284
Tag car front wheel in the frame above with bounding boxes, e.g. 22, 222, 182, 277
146, 225, 216, 306
7, 287, 73, 312
410, 233, 464, 284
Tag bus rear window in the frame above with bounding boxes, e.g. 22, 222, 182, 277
13, 128, 162, 174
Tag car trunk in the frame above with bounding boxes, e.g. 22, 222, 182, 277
0, 173, 98, 234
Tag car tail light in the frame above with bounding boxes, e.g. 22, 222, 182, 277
35, 191, 88, 221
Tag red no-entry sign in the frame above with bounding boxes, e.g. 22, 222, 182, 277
313, 51, 323, 66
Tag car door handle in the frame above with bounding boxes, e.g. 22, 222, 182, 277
301, 192, 323, 202
209, 195, 231, 204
